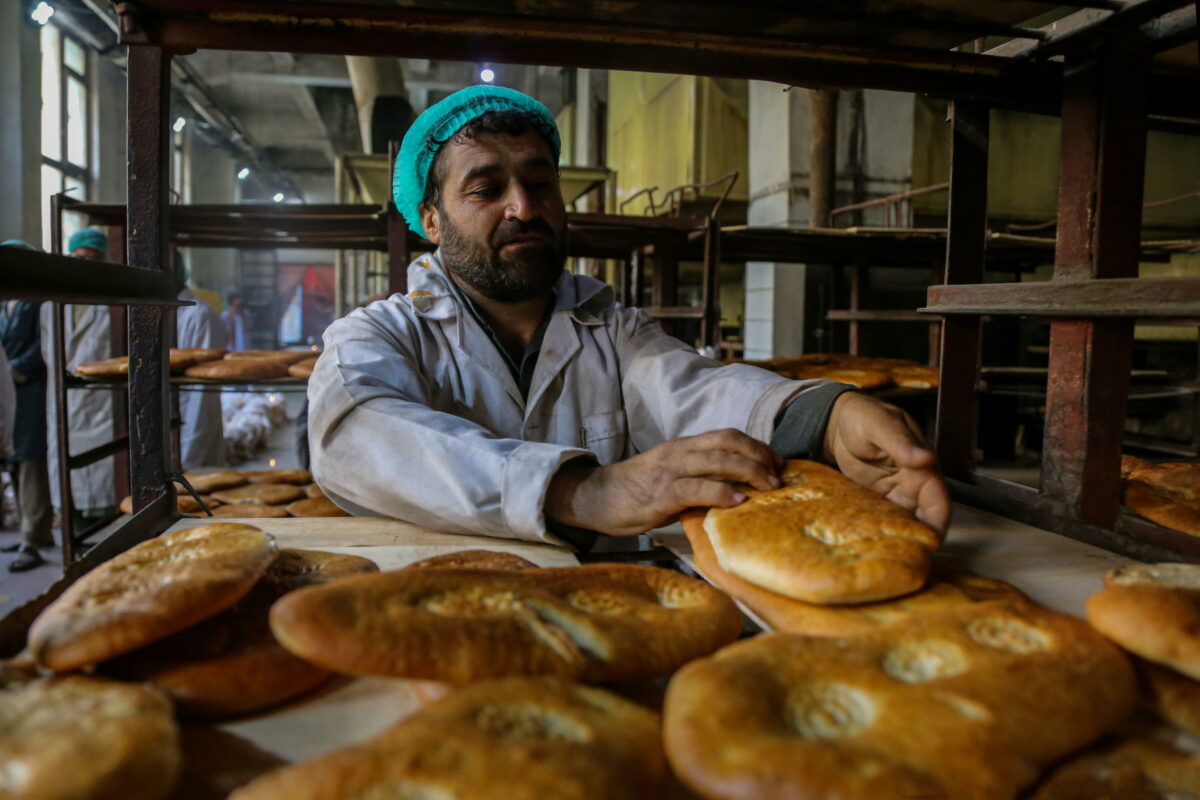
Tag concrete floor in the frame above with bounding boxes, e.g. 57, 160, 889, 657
0, 393, 303, 622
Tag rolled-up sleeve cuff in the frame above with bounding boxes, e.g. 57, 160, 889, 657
502, 442, 595, 547
770, 381, 855, 460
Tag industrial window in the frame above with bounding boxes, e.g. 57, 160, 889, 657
39, 22, 91, 251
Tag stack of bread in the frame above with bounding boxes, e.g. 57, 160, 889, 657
735, 352, 940, 390
75, 347, 228, 377
1121, 454, 1200, 537
184, 349, 314, 381
116, 468, 347, 519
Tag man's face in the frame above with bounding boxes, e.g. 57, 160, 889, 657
70, 247, 105, 261
420, 130, 567, 303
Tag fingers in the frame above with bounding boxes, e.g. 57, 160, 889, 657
678, 449, 781, 492
669, 477, 748, 510
915, 473, 952, 535
688, 428, 784, 472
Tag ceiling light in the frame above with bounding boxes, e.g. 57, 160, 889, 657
272, 192, 285, 203
31, 2, 54, 25
237, 167, 251, 180
479, 67, 495, 84
172, 117, 187, 133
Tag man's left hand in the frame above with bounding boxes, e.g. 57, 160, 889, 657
823, 392, 951, 535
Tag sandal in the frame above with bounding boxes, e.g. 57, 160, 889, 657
8, 545, 45, 572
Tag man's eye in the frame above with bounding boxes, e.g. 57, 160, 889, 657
470, 187, 500, 197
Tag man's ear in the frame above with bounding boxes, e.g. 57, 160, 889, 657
419, 203, 441, 244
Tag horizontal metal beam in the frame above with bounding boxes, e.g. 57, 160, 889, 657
923, 276, 1200, 318
0, 248, 188, 305
1023, 0, 1195, 60
120, 3, 1059, 110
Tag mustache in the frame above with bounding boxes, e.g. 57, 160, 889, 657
490, 218, 558, 249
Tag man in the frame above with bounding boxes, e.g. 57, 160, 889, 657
41, 228, 118, 533
221, 292, 248, 351
0, 240, 53, 571
308, 86, 949, 548
173, 254, 226, 469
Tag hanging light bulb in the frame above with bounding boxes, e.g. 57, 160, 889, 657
479, 67, 495, 84
237, 167, 251, 180
172, 117, 187, 133
272, 192, 285, 203
31, 2, 54, 25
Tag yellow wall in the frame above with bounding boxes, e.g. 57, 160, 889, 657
607, 71, 748, 215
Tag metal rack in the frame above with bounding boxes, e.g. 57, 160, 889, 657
27, 0, 1197, 586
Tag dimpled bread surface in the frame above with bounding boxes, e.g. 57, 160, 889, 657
704, 460, 942, 605
269, 564, 742, 684
684, 509, 1025, 636
103, 549, 378, 718
0, 676, 181, 800
1088, 563, 1200, 681
28, 523, 277, 672
228, 677, 666, 800
664, 601, 1137, 800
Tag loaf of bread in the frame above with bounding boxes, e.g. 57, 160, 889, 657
269, 564, 742, 683
285, 497, 350, 517
288, 356, 318, 378
119, 493, 219, 515
702, 460, 942, 605
29, 523, 277, 671
0, 676, 180, 800
211, 503, 289, 518
225, 349, 313, 365
1124, 480, 1200, 536
890, 365, 940, 389
228, 677, 666, 800
1087, 562, 1200, 681
75, 356, 128, 377
683, 508, 1023, 635
791, 367, 893, 389
1029, 735, 1200, 799
664, 602, 1137, 799
242, 468, 312, 485
185, 357, 291, 380
179, 470, 247, 494
211, 483, 306, 506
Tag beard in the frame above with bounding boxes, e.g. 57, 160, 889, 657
439, 213, 567, 303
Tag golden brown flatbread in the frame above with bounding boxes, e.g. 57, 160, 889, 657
104, 550, 378, 718
180, 470, 247, 494
684, 508, 1024, 635
211, 483, 306, 506
173, 347, 226, 364
288, 356, 318, 378
285, 497, 350, 517
119, 493, 218, 515
1139, 658, 1200, 737
0, 676, 180, 800
1129, 462, 1200, 502
1030, 735, 1200, 800
1121, 454, 1155, 479
224, 350, 313, 365
404, 550, 539, 572
241, 468, 312, 485
29, 523, 277, 671
791, 366, 893, 389
270, 564, 742, 684
184, 357, 291, 380
227, 677, 666, 800
835, 355, 922, 370
1124, 480, 1200, 536
702, 460, 942, 605
890, 365, 940, 389
1088, 563, 1200, 681
75, 356, 129, 377
664, 602, 1137, 800
304, 483, 325, 499
211, 503, 290, 519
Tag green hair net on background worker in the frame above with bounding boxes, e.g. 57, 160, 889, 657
392, 85, 561, 238
67, 228, 108, 257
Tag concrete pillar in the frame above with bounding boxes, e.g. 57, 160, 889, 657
0, 9, 43, 244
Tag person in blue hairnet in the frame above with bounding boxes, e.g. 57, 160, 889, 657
307, 86, 949, 550
39, 228, 119, 540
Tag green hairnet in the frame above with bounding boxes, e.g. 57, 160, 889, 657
393, 85, 560, 238
0, 240, 38, 250
68, 228, 108, 256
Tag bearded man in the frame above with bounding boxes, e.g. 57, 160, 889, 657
307, 86, 948, 550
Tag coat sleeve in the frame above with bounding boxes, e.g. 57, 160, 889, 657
5, 304, 45, 382
612, 306, 835, 452
307, 308, 591, 545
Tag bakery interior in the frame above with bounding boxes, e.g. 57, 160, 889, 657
0, 1, 1199, 797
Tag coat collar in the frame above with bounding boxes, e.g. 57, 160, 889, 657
403, 249, 614, 325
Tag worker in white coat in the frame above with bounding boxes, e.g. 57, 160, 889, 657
173, 256, 226, 469
41, 228, 118, 527
308, 87, 949, 550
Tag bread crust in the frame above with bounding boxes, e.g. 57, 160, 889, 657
284, 497, 350, 517
184, 357, 291, 380
702, 460, 941, 605
241, 468, 312, 485
211, 483, 306, 506
224, 349, 313, 365
1138, 658, 1200, 737
211, 503, 289, 519
0, 676, 181, 800
404, 550, 539, 571
269, 564, 742, 683
29, 523, 277, 671
180, 470, 247, 494
790, 366, 893, 389
1088, 565, 1200, 681
75, 356, 128, 376
684, 509, 1024, 635
664, 603, 1137, 800
228, 677, 666, 800
288, 356, 318, 378
1029, 735, 1200, 799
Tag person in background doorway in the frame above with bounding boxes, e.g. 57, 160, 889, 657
173, 254, 226, 469
41, 228, 118, 536
222, 292, 248, 351
0, 240, 53, 571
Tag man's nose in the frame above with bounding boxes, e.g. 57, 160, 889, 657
502, 182, 534, 222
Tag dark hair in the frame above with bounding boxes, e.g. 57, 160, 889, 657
228, 292, 241, 303
421, 109, 559, 210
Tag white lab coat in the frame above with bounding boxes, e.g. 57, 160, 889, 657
0, 342, 15, 460
41, 303, 116, 510
176, 288, 226, 469
308, 251, 826, 545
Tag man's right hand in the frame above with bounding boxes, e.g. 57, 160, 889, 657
544, 428, 782, 537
